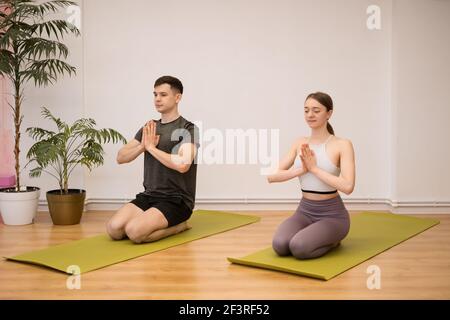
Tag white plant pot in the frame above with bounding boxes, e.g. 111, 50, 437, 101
0, 187, 40, 225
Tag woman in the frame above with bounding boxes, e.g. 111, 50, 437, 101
267, 92, 355, 259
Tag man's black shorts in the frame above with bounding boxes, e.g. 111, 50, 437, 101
130, 193, 192, 227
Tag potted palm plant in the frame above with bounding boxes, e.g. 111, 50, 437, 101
25, 107, 127, 225
0, 0, 80, 225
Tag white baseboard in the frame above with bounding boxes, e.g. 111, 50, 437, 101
37, 197, 450, 214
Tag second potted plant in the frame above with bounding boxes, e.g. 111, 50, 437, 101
25, 107, 127, 225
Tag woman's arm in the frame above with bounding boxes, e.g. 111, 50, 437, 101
267, 138, 307, 183
308, 139, 356, 195
267, 167, 306, 183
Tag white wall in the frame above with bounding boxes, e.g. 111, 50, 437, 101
391, 0, 450, 206
82, 0, 392, 205
12, 0, 449, 212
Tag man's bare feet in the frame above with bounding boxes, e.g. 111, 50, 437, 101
175, 221, 192, 233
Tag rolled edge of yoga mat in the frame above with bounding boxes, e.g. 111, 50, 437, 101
4, 256, 71, 274
227, 255, 328, 280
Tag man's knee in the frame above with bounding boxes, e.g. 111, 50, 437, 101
106, 205, 139, 240
106, 219, 125, 240
107, 217, 121, 231
125, 222, 146, 244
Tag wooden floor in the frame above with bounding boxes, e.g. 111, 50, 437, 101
0, 210, 449, 300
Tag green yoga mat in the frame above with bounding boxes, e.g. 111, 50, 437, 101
228, 212, 439, 280
5, 210, 259, 274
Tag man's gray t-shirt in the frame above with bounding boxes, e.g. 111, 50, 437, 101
134, 116, 200, 210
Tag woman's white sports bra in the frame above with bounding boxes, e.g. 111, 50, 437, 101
294, 135, 341, 194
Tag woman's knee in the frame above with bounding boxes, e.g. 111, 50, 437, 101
289, 238, 313, 259
272, 237, 291, 256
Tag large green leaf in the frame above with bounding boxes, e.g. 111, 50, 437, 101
20, 37, 69, 59
16, 1, 77, 19
20, 58, 76, 86
27, 107, 126, 192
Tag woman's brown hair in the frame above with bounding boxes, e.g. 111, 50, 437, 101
305, 92, 335, 135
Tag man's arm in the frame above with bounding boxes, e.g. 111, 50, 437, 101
116, 139, 145, 164
143, 120, 197, 173
147, 143, 197, 173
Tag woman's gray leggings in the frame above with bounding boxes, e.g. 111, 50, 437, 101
272, 195, 350, 259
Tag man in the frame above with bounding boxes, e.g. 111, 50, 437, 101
107, 76, 200, 244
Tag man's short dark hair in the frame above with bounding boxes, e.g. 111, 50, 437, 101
154, 76, 183, 94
